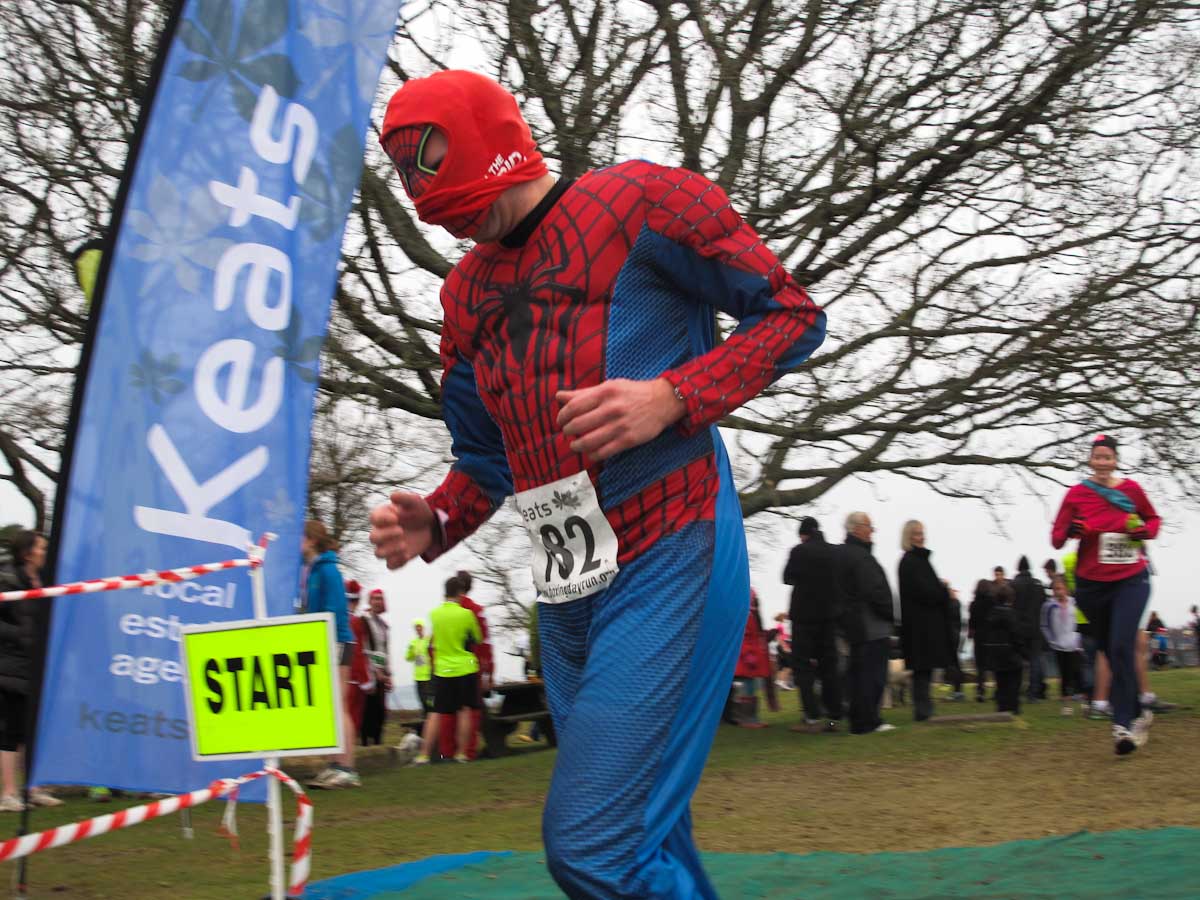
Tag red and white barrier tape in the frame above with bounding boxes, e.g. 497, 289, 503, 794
219, 766, 313, 893
0, 767, 313, 895
0, 536, 271, 603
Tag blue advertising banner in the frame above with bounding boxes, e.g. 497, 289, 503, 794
33, 0, 399, 793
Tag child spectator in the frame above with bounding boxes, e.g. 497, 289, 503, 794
1042, 577, 1081, 702
985, 583, 1028, 714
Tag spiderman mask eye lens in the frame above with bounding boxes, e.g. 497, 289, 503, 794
384, 125, 441, 197
415, 125, 442, 175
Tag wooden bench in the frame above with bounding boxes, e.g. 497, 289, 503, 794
481, 681, 556, 757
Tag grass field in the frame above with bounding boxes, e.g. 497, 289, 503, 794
5, 668, 1198, 899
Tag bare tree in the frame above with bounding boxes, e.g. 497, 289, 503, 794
4, 1, 1200, 584
305, 395, 449, 567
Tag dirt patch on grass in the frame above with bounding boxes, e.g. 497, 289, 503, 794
694, 712, 1200, 854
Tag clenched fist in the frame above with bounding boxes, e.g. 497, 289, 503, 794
370, 492, 437, 569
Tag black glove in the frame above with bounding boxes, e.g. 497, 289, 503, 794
1067, 517, 1085, 538
1128, 527, 1150, 541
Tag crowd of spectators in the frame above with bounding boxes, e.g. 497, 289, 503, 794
727, 512, 1199, 739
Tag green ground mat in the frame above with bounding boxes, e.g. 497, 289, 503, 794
314, 827, 1198, 898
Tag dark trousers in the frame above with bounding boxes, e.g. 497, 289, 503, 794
994, 668, 1021, 714
1026, 641, 1046, 699
1074, 572, 1151, 729
793, 620, 841, 721
416, 679, 435, 715
848, 638, 889, 734
947, 654, 964, 693
974, 651, 990, 700
361, 689, 386, 745
1055, 650, 1080, 698
1079, 632, 1098, 699
912, 669, 934, 720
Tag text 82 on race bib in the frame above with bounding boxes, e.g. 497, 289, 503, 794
515, 471, 620, 604
1098, 532, 1141, 566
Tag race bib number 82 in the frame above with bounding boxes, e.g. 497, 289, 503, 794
516, 471, 620, 604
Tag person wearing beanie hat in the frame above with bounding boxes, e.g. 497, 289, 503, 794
1052, 433, 1161, 755
372, 70, 826, 897
360, 589, 392, 746
341, 584, 372, 750
1011, 555, 1047, 702
784, 516, 841, 732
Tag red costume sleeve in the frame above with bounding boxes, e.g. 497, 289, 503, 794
1050, 487, 1079, 550
1129, 482, 1162, 538
642, 166, 827, 436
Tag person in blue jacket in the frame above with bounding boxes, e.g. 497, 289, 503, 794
301, 519, 360, 788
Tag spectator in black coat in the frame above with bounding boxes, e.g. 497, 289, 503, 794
945, 585, 965, 700
784, 516, 841, 731
0, 529, 61, 811
1011, 556, 1046, 701
967, 579, 995, 702
835, 512, 896, 735
985, 583, 1029, 714
898, 521, 951, 721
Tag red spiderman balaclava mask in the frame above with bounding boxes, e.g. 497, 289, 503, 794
380, 70, 548, 239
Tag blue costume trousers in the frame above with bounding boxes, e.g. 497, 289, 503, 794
538, 502, 748, 898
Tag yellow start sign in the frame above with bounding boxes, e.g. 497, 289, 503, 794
180, 614, 343, 761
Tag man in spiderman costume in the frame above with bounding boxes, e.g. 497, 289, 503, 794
371, 70, 826, 898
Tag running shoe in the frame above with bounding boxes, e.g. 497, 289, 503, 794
1112, 725, 1137, 756
453, 753, 470, 763
873, 723, 897, 733
28, 788, 63, 807
1088, 702, 1111, 720
409, 754, 430, 767
323, 768, 361, 788
0, 795, 25, 812
1132, 710, 1154, 748
306, 767, 338, 788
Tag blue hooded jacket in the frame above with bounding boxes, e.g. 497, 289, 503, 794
303, 550, 352, 644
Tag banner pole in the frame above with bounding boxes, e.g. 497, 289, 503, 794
249, 538, 285, 900
16, 2, 191, 895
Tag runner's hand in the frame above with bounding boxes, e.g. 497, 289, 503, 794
556, 378, 686, 461
370, 492, 436, 568
1067, 517, 1086, 538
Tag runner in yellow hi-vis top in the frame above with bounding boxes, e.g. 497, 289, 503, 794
413, 576, 482, 765
407, 620, 434, 718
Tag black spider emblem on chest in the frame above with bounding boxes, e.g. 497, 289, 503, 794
472, 227, 589, 365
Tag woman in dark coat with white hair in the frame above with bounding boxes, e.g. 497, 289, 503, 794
898, 520, 951, 721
